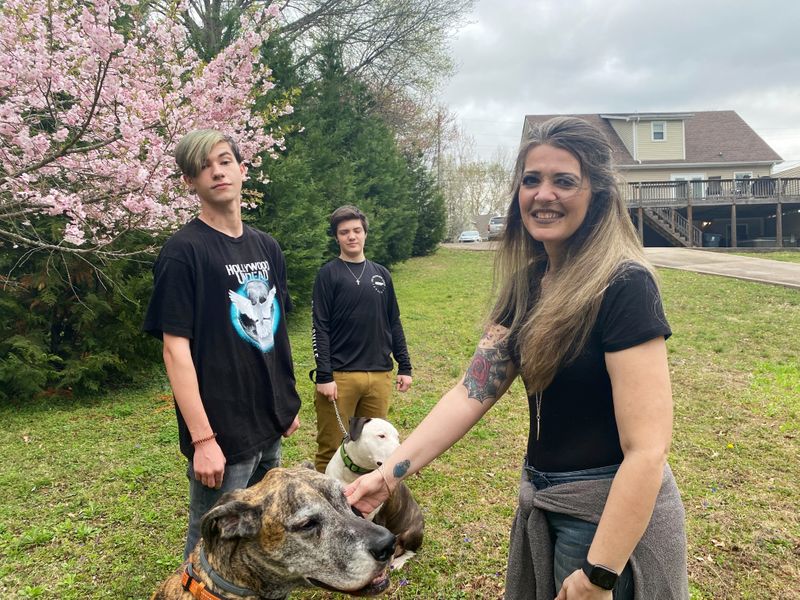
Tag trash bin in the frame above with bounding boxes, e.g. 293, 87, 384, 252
703, 233, 721, 247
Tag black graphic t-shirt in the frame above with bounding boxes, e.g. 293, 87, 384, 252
143, 219, 301, 463
311, 258, 412, 384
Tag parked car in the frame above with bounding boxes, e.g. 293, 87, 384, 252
457, 230, 482, 243
487, 215, 506, 240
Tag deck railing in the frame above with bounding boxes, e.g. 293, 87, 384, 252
623, 177, 800, 207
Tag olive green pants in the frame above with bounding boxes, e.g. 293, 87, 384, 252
314, 370, 393, 472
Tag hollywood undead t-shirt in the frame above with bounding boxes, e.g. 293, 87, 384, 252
144, 219, 301, 464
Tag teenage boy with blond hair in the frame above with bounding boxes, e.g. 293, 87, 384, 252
144, 129, 300, 559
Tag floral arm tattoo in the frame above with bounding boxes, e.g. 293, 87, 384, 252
462, 325, 514, 405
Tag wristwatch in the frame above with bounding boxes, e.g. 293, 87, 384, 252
582, 558, 619, 590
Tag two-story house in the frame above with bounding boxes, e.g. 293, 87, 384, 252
521, 111, 800, 248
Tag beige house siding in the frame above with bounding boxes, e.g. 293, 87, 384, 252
634, 121, 684, 161
618, 165, 772, 183
609, 121, 634, 156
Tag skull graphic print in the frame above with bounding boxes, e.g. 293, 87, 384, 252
228, 278, 279, 352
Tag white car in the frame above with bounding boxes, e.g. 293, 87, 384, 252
487, 215, 506, 240
457, 230, 482, 243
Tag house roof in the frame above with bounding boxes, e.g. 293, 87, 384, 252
772, 163, 800, 178
522, 111, 782, 167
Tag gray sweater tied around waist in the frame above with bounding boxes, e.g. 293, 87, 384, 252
504, 463, 689, 599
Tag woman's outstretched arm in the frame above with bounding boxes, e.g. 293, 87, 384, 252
345, 323, 518, 513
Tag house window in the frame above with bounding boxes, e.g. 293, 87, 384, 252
651, 121, 666, 141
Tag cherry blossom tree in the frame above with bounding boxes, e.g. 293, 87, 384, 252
0, 0, 290, 257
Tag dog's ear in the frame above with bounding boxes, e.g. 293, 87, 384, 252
202, 497, 263, 551
348, 417, 371, 442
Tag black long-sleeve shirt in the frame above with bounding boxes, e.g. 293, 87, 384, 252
311, 258, 412, 384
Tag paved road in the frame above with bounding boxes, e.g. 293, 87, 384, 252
443, 243, 800, 290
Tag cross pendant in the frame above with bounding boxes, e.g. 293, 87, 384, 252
356, 280, 360, 285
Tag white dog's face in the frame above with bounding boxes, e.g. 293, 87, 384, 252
347, 418, 400, 470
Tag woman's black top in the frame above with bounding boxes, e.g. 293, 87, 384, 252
506, 263, 671, 472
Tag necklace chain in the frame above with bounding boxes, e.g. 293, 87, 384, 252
342, 259, 367, 285
535, 390, 543, 440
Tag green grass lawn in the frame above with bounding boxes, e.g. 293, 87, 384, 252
1, 249, 798, 599
728, 250, 800, 263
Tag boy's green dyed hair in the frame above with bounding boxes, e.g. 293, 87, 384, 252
174, 129, 243, 178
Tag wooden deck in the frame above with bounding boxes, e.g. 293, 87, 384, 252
623, 177, 800, 208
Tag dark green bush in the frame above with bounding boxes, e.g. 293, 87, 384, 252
0, 240, 161, 402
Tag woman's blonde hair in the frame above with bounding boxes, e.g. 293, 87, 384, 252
490, 116, 654, 392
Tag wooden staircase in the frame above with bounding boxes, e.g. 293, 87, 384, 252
642, 207, 703, 247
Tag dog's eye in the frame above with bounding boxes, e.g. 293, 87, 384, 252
293, 517, 321, 533
378, 434, 386, 439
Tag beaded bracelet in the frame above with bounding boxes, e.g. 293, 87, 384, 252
191, 432, 217, 446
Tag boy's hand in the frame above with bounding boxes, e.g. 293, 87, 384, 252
193, 439, 226, 489
283, 415, 300, 437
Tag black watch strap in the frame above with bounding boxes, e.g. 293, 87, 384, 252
582, 558, 618, 591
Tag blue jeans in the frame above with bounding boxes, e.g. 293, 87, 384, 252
524, 462, 634, 599
184, 437, 282, 559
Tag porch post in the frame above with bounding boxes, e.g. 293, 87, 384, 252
731, 203, 737, 248
776, 201, 783, 248
687, 199, 693, 247
637, 206, 644, 243
636, 183, 644, 244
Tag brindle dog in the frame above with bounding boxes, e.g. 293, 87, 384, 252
151, 466, 396, 600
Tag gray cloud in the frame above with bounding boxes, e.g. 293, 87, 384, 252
441, 0, 800, 166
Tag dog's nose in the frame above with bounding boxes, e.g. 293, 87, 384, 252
369, 530, 396, 563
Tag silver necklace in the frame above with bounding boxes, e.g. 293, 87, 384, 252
535, 391, 543, 440
342, 259, 367, 285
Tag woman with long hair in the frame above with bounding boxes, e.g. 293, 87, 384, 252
346, 117, 689, 599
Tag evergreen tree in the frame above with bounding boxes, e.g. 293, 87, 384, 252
407, 152, 447, 257
250, 41, 422, 304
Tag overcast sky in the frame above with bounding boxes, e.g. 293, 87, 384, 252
438, 0, 800, 170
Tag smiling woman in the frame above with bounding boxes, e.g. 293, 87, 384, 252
517, 145, 591, 263
345, 116, 689, 600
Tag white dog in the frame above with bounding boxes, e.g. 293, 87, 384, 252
326, 417, 424, 569
326, 417, 400, 486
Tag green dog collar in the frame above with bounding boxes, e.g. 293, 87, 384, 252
340, 444, 373, 475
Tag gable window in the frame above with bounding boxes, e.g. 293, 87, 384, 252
651, 121, 666, 141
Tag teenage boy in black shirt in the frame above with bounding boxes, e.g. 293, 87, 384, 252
311, 205, 412, 471
143, 130, 300, 559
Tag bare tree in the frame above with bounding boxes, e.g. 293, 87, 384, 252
151, 0, 473, 94
439, 126, 513, 240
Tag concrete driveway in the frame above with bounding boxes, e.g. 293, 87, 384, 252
643, 248, 800, 290
443, 243, 800, 290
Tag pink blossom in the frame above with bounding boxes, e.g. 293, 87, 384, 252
0, 0, 289, 251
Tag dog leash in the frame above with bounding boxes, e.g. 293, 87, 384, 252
331, 397, 350, 441
309, 369, 349, 441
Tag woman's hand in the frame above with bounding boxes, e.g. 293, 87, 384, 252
555, 568, 613, 600
344, 470, 390, 515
